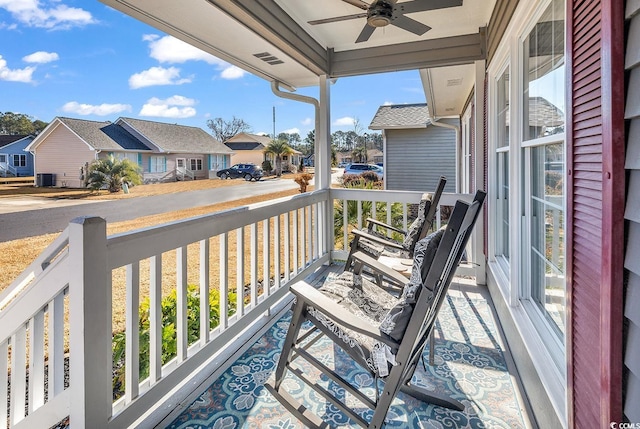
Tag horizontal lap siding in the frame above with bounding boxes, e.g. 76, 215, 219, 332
385, 122, 457, 193
624, 1, 640, 422
568, 0, 625, 426
36, 125, 95, 188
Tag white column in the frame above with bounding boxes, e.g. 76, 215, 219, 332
317, 75, 334, 259
68, 216, 111, 427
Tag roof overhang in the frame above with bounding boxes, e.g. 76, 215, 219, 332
99, 0, 493, 90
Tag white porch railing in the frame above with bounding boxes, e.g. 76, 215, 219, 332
0, 188, 476, 428
176, 166, 195, 180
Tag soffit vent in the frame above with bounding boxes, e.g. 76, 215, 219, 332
253, 52, 284, 65
446, 78, 463, 86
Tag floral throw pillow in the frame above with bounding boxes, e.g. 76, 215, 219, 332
401, 196, 432, 254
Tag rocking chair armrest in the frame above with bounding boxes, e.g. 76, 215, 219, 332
350, 251, 410, 287
365, 218, 407, 235
290, 282, 400, 348
352, 229, 404, 250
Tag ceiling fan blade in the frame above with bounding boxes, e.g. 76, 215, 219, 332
308, 13, 367, 25
355, 24, 376, 43
391, 14, 431, 36
341, 0, 370, 11
397, 0, 463, 14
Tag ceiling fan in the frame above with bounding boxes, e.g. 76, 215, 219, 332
308, 0, 461, 43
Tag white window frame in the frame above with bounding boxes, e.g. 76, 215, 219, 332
189, 158, 203, 171
115, 152, 137, 164
0, 154, 7, 164
486, 0, 567, 422
150, 156, 165, 173
12, 154, 26, 167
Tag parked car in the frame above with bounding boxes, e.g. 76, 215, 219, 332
216, 163, 264, 181
343, 163, 383, 179
337, 161, 349, 168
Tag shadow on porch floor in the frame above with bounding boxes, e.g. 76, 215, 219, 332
159, 267, 533, 429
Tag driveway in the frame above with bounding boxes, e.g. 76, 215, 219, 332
0, 178, 299, 242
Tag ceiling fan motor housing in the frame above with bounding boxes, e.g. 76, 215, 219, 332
367, 0, 394, 27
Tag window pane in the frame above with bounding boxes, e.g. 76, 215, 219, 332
497, 69, 510, 148
499, 152, 510, 259
522, 1, 565, 141
530, 143, 565, 339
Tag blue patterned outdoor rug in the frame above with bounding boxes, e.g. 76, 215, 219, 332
165, 293, 526, 429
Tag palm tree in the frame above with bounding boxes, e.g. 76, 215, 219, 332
87, 155, 143, 193
264, 139, 294, 177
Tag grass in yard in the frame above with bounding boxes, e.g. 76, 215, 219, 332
0, 185, 314, 334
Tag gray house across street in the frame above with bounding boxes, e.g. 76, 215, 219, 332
369, 103, 458, 193
26, 117, 233, 187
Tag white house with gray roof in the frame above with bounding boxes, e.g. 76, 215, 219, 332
369, 103, 458, 193
26, 117, 233, 187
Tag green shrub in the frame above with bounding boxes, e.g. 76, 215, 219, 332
261, 160, 273, 173
112, 285, 237, 397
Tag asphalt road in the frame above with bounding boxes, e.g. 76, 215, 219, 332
0, 178, 299, 242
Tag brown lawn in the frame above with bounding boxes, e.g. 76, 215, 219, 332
0, 179, 313, 334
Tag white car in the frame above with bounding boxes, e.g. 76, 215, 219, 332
343, 163, 383, 179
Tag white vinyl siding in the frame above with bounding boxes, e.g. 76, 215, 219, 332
624, 1, 640, 421
34, 124, 96, 188
384, 120, 457, 193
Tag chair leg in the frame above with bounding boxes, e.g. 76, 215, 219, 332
345, 235, 360, 271
400, 383, 464, 411
273, 299, 306, 390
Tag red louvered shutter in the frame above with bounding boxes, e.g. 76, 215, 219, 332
566, 0, 625, 426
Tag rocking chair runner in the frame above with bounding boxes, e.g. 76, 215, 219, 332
345, 176, 446, 273
268, 190, 486, 429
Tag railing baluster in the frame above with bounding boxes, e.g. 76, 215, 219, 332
343, 199, 348, 251
236, 228, 245, 317
49, 293, 65, 397
313, 202, 320, 260
293, 210, 299, 275
357, 200, 362, 229
300, 208, 306, 267
274, 215, 281, 290
125, 262, 140, 402
176, 246, 188, 362
250, 223, 258, 308
149, 254, 162, 383
403, 203, 408, 230
263, 219, 271, 296
200, 239, 210, 345
306, 205, 312, 265
0, 340, 7, 429
284, 212, 290, 282
386, 202, 392, 237
10, 327, 26, 424
28, 309, 45, 411
220, 233, 229, 330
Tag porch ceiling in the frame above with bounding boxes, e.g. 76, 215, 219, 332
99, 0, 494, 94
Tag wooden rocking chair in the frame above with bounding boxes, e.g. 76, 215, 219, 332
268, 190, 486, 429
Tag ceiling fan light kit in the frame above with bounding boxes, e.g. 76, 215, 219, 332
367, 1, 393, 27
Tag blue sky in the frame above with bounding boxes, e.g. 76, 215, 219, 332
0, 0, 427, 138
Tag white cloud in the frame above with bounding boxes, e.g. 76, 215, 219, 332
281, 128, 300, 135
139, 95, 197, 119
256, 131, 270, 136
144, 34, 223, 65
23, 51, 59, 64
0, 55, 35, 82
383, 101, 394, 106
128, 66, 191, 89
62, 101, 132, 116
301, 117, 312, 126
220, 65, 245, 80
0, 0, 95, 29
333, 116, 355, 126
143, 34, 245, 80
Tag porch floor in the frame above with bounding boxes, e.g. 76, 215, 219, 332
159, 265, 533, 429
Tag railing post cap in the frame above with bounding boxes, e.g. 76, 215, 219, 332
70, 216, 106, 225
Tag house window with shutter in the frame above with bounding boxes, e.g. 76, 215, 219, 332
150, 156, 166, 173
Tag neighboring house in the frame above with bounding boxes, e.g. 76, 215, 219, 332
369, 103, 457, 193
225, 132, 302, 172
26, 117, 232, 187
115, 117, 233, 181
0, 135, 35, 177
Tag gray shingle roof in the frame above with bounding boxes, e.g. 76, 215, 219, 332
59, 117, 151, 151
369, 103, 431, 130
225, 142, 263, 151
0, 135, 30, 148
118, 117, 232, 154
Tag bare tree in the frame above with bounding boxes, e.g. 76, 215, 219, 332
206, 116, 251, 142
